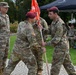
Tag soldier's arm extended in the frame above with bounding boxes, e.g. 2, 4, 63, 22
46, 22, 63, 46
26, 27, 41, 49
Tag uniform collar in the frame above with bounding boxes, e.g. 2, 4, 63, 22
52, 16, 59, 24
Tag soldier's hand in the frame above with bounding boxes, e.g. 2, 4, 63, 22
38, 24, 43, 30
42, 47, 46, 53
42, 41, 46, 46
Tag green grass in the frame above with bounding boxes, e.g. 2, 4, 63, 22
45, 46, 76, 65
8, 35, 17, 58
9, 35, 76, 65
70, 48, 76, 65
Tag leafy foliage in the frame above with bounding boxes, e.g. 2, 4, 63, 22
10, 21, 18, 33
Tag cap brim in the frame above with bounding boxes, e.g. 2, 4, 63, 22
3, 6, 9, 8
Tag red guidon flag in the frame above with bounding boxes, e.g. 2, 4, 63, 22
30, 0, 40, 21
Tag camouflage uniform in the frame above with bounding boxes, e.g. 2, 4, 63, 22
40, 17, 48, 30
33, 25, 43, 73
68, 27, 75, 48
47, 17, 76, 75
33, 18, 48, 74
74, 29, 76, 48
0, 12, 10, 74
40, 17, 48, 41
5, 21, 41, 75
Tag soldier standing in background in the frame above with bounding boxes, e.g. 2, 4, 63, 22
68, 24, 75, 48
4, 12, 42, 75
42, 7, 76, 75
0, 2, 10, 75
33, 17, 48, 75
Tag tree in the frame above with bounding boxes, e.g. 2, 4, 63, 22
15, 0, 31, 22
3, 0, 17, 23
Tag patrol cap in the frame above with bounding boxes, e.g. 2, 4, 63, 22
26, 12, 37, 19
0, 2, 9, 8
47, 6, 59, 13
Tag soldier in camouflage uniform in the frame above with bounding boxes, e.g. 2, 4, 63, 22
68, 24, 75, 48
33, 17, 48, 75
0, 2, 10, 75
4, 12, 41, 75
42, 7, 76, 75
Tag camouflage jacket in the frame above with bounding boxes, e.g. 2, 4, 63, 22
15, 20, 40, 49
0, 13, 10, 36
33, 25, 42, 45
68, 27, 75, 37
40, 17, 48, 30
33, 17, 48, 44
47, 16, 69, 48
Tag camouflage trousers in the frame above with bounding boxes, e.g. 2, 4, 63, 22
50, 44, 76, 75
69, 38, 75, 48
0, 37, 9, 75
4, 47, 37, 75
32, 47, 44, 72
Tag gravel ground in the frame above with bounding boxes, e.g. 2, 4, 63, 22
6, 60, 76, 75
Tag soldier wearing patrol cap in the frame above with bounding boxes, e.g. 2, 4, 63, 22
4, 12, 42, 75
0, 2, 9, 7
42, 6, 76, 75
0, 2, 10, 75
